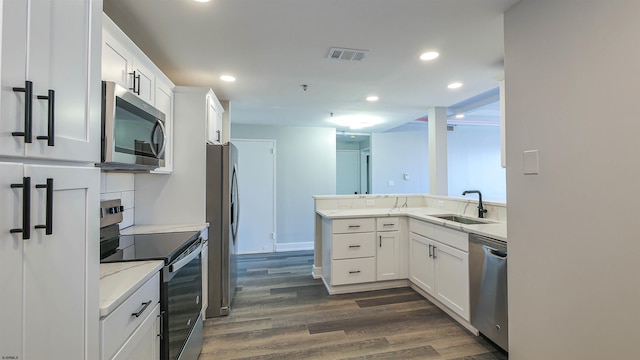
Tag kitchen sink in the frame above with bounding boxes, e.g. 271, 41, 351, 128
432, 214, 492, 225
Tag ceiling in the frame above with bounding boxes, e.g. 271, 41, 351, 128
103, 0, 518, 133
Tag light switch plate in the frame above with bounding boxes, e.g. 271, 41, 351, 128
388, 180, 395, 187
523, 150, 539, 175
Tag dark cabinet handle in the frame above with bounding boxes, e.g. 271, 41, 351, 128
35, 178, 53, 235
348, 225, 360, 228
428, 244, 432, 258
12, 81, 33, 143
10, 177, 31, 239
433, 246, 438, 259
131, 300, 152, 317
348, 245, 360, 248
349, 270, 361, 274
36, 90, 55, 146
216, 129, 221, 142
129, 71, 141, 95
379, 235, 382, 247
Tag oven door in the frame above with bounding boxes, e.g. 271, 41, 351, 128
162, 241, 203, 360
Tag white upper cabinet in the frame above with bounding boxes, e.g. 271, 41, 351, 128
207, 92, 224, 145
102, 14, 157, 105
0, 0, 101, 163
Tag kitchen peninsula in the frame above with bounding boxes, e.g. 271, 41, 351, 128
314, 194, 506, 332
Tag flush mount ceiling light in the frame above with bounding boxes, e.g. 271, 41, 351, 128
220, 75, 236, 82
420, 51, 440, 61
455, 113, 465, 119
193, 0, 211, 2
447, 82, 463, 89
331, 114, 383, 130
366, 95, 379, 102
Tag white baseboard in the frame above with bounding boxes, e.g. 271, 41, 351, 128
275, 241, 314, 252
312, 265, 322, 279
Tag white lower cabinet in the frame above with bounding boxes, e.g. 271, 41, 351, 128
409, 220, 470, 321
376, 217, 405, 281
101, 272, 161, 360
112, 303, 160, 360
0, 162, 99, 360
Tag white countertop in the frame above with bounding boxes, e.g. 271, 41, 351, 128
317, 207, 507, 241
99, 260, 164, 317
120, 223, 209, 235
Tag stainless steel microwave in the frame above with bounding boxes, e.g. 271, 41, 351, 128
99, 81, 166, 171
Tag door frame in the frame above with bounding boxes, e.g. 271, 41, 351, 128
231, 138, 276, 253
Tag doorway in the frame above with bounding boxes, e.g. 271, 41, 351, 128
233, 139, 276, 254
336, 133, 370, 194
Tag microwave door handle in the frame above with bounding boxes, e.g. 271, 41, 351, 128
150, 119, 167, 158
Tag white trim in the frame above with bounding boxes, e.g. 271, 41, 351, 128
275, 241, 314, 252
322, 278, 410, 295
312, 265, 322, 279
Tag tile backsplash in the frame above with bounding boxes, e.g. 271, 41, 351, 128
100, 172, 135, 228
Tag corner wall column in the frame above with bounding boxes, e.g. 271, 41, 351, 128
428, 106, 448, 195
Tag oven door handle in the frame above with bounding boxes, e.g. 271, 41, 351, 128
169, 242, 202, 273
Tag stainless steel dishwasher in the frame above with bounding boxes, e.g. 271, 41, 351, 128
469, 233, 508, 352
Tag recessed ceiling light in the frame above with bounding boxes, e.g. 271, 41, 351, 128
447, 82, 463, 89
455, 113, 465, 119
220, 75, 236, 82
366, 95, 379, 102
420, 51, 440, 61
193, 0, 211, 3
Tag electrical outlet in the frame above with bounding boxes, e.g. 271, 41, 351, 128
388, 180, 395, 187
366, 199, 375, 206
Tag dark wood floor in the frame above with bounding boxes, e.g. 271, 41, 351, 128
199, 251, 507, 360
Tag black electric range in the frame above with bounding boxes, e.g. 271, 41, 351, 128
99, 200, 204, 360
101, 230, 201, 264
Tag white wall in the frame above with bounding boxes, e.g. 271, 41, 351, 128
448, 125, 505, 202
371, 122, 430, 194
505, 1, 640, 358
231, 124, 336, 250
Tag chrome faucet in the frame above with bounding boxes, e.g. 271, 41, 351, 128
462, 190, 488, 218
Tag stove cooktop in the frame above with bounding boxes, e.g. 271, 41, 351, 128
100, 230, 201, 264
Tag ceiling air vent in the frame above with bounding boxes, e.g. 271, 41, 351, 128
327, 47, 369, 62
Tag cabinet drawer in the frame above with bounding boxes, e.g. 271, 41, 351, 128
332, 258, 376, 285
433, 225, 468, 252
332, 232, 376, 260
377, 217, 400, 231
332, 218, 375, 234
101, 272, 160, 360
410, 219, 435, 238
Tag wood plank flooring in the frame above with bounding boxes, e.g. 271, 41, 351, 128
199, 251, 507, 360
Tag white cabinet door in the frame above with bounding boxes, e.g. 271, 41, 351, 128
23, 164, 99, 359
102, 29, 133, 89
111, 303, 160, 360
206, 93, 221, 144
409, 233, 435, 295
132, 61, 155, 104
0, 0, 100, 162
0, 1, 29, 158
433, 241, 470, 320
377, 231, 401, 281
0, 163, 25, 360
151, 79, 174, 173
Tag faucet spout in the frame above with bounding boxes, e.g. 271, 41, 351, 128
462, 190, 488, 218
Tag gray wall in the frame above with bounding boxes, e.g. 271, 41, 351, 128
505, 1, 640, 357
448, 125, 505, 202
232, 124, 336, 250
371, 122, 430, 194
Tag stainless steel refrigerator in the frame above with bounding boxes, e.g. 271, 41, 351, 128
206, 143, 239, 317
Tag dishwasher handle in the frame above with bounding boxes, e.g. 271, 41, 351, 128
485, 246, 507, 259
